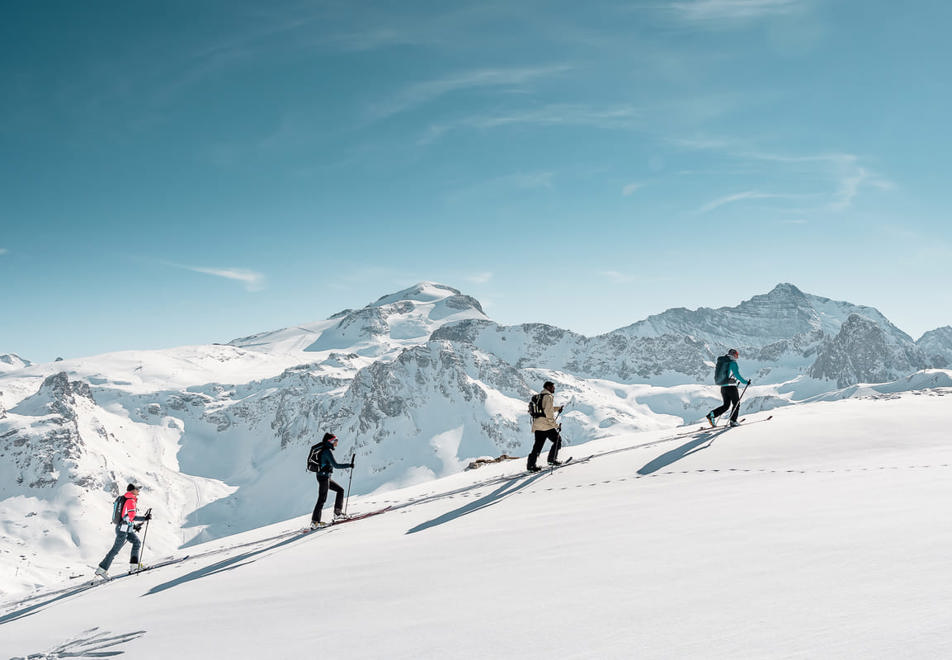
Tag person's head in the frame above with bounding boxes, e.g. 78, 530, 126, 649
727, 349, 739, 359
126, 483, 140, 495
543, 381, 555, 393
323, 432, 338, 447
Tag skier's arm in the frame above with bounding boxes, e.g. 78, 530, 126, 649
729, 361, 750, 385
543, 393, 557, 424
327, 451, 352, 470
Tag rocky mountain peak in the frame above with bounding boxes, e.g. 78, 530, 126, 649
12, 372, 96, 421
917, 325, 952, 368
809, 314, 928, 387
762, 282, 807, 300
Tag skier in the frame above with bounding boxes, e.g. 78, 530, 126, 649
527, 381, 565, 472
307, 433, 354, 529
706, 349, 751, 427
95, 484, 152, 578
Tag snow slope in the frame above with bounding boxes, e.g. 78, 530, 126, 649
3, 391, 951, 659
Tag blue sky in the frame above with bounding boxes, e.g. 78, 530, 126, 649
2, 0, 950, 362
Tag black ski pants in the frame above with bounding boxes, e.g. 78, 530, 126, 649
527, 428, 561, 469
312, 474, 345, 523
99, 524, 142, 570
711, 385, 741, 422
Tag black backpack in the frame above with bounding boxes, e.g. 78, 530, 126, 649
714, 355, 733, 385
306, 443, 324, 472
528, 393, 547, 419
111, 494, 126, 524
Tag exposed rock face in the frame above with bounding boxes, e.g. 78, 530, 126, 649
3, 373, 98, 488
809, 315, 929, 387
918, 326, 952, 369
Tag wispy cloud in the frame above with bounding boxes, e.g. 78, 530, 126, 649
698, 190, 791, 213
369, 65, 573, 121
444, 170, 556, 204
466, 272, 493, 285
601, 270, 636, 284
421, 103, 641, 144
622, 182, 644, 196
671, 0, 802, 24
186, 266, 266, 291
676, 138, 893, 211
154, 260, 266, 291
743, 151, 894, 210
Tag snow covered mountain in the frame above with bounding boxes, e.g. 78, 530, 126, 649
0, 353, 31, 374
0, 281, 948, 595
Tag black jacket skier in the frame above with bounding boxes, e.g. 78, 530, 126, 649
308, 433, 354, 528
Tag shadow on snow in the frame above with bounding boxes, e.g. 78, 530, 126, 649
637, 428, 730, 476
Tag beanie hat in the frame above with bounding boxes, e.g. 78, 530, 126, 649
322, 433, 337, 443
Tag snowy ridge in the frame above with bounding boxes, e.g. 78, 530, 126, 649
1, 282, 951, 596
0, 354, 31, 374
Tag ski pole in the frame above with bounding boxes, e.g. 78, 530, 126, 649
729, 381, 751, 422
137, 508, 152, 574
344, 453, 356, 515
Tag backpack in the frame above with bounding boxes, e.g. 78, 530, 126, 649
111, 494, 126, 524
714, 355, 733, 385
528, 393, 547, 419
306, 443, 324, 473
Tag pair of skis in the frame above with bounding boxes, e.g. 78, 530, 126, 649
90, 555, 191, 585
300, 506, 393, 534
700, 414, 773, 431
527, 455, 580, 474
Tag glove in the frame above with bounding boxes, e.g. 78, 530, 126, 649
557, 406, 564, 412
144, 512, 153, 521
134, 523, 143, 532
747, 379, 753, 386
349, 460, 355, 469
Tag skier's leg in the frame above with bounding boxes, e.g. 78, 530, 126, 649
312, 475, 330, 524
330, 479, 345, 514
546, 429, 561, 463
711, 386, 733, 418
727, 386, 741, 422
128, 531, 142, 564
99, 526, 128, 571
527, 431, 547, 469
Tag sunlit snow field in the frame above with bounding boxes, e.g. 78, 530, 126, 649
4, 391, 951, 659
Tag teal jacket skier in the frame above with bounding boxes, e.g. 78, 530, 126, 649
706, 349, 751, 427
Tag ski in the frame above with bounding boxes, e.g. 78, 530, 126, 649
332, 506, 393, 525
699, 417, 747, 431
528, 455, 595, 474
301, 506, 393, 533
700, 414, 773, 430
90, 555, 190, 584
547, 456, 574, 470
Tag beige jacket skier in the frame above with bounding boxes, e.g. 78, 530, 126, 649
531, 389, 562, 432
